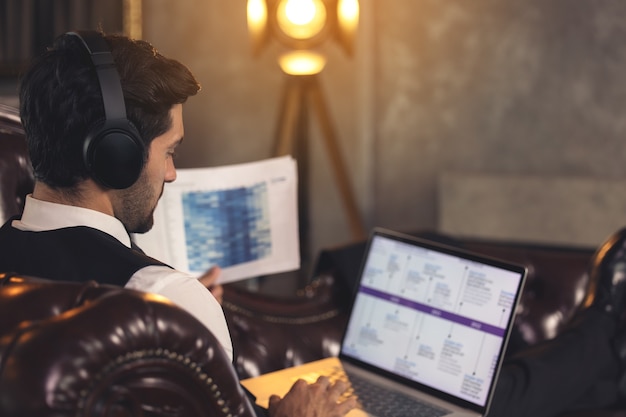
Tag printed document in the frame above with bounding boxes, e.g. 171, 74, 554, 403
133, 156, 300, 283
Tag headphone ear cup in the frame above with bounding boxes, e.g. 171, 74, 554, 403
68, 30, 144, 190
84, 120, 145, 190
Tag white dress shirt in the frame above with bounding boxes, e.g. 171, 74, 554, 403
13, 195, 233, 360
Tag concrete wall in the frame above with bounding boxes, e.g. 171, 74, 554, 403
372, 0, 626, 248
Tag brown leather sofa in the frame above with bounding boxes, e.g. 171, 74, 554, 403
2, 103, 626, 416
0, 104, 31, 221
0, 272, 257, 417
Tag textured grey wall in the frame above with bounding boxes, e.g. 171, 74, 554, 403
142, 0, 626, 258
373, 0, 626, 238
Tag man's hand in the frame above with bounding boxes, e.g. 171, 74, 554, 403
198, 265, 223, 304
268, 376, 357, 417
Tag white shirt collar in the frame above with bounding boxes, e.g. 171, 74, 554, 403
13, 195, 132, 248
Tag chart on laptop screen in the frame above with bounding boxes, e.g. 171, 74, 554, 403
341, 234, 523, 406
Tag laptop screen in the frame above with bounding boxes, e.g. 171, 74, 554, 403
340, 229, 526, 412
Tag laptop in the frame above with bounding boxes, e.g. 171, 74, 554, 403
241, 228, 527, 417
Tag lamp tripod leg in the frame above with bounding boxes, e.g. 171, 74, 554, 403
274, 76, 313, 282
274, 77, 305, 156
307, 76, 366, 241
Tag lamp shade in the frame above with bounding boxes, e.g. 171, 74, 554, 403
247, 0, 359, 58
247, 0, 270, 56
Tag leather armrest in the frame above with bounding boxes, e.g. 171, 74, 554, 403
0, 275, 256, 417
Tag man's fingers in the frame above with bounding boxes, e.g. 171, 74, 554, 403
198, 265, 221, 287
268, 377, 358, 417
327, 379, 349, 401
287, 378, 308, 395
269, 394, 282, 405
197, 265, 223, 303
210, 283, 224, 304
337, 395, 358, 413
314, 375, 331, 392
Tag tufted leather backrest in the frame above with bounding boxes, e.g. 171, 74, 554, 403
0, 104, 34, 224
0, 273, 257, 417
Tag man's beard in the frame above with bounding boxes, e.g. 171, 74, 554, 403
116, 172, 163, 234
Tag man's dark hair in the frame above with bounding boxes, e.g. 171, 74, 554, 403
19, 31, 201, 188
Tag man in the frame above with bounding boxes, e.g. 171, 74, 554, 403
1, 29, 626, 417
0, 30, 356, 417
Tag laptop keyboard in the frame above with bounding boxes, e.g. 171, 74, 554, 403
298, 366, 450, 417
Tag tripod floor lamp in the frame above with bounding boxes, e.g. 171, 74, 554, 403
247, 0, 366, 267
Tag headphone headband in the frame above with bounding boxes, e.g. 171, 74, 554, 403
67, 31, 127, 120
66, 30, 145, 190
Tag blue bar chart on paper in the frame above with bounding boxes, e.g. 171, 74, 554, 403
182, 183, 272, 271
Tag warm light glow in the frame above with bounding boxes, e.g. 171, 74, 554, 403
336, 0, 359, 55
247, 0, 269, 55
285, 0, 315, 25
276, 0, 327, 40
279, 50, 327, 75
246, 0, 360, 66
247, 0, 268, 34
338, 0, 359, 28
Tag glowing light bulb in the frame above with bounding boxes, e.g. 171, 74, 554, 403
285, 0, 316, 26
276, 0, 327, 40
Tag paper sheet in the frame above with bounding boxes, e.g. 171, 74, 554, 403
133, 156, 300, 284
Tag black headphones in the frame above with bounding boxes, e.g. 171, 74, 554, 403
66, 30, 145, 190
